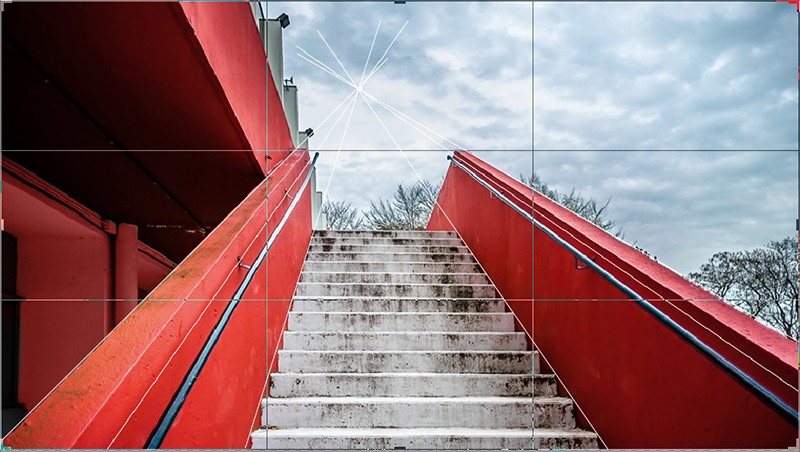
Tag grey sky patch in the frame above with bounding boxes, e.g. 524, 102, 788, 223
534, 150, 798, 275
265, 2, 796, 279
534, 2, 798, 151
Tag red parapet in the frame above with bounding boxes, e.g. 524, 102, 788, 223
3, 152, 314, 448
430, 151, 799, 448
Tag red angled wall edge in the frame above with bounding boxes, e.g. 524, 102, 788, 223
429, 150, 799, 449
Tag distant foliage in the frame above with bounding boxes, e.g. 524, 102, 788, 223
363, 180, 440, 230
688, 236, 799, 339
523, 172, 624, 238
323, 180, 441, 231
322, 200, 363, 230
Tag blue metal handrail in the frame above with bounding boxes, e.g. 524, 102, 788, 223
446, 154, 799, 424
146, 152, 319, 448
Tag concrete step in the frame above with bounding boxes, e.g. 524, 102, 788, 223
252, 427, 536, 449
311, 237, 465, 247
295, 283, 496, 298
303, 261, 483, 273
534, 397, 576, 429
269, 373, 558, 397
263, 397, 533, 429
277, 351, 534, 373
307, 244, 469, 254
282, 331, 527, 350
300, 272, 489, 285
313, 230, 458, 239
304, 252, 475, 263
534, 428, 600, 449
287, 312, 515, 332
290, 298, 506, 313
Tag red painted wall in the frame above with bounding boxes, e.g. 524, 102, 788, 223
180, 2, 268, 172
2, 164, 173, 414
428, 155, 533, 342
429, 151, 799, 448
3, 152, 312, 448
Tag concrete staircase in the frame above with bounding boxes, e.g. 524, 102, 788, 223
252, 230, 599, 449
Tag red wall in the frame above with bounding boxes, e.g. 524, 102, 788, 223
428, 156, 532, 342
429, 151, 799, 448
2, 163, 173, 414
3, 152, 313, 448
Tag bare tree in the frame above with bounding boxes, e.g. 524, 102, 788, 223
689, 236, 798, 339
322, 200, 363, 230
363, 180, 441, 230
524, 172, 624, 238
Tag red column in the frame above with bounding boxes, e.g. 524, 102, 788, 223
114, 223, 138, 326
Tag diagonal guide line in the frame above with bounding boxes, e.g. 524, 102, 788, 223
314, 91, 360, 228
296, 46, 346, 83
361, 89, 467, 151
296, 53, 355, 89
317, 30, 357, 86
365, 20, 408, 81
359, 20, 382, 86
361, 58, 389, 88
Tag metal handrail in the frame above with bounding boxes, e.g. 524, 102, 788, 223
146, 152, 319, 448
446, 154, 799, 424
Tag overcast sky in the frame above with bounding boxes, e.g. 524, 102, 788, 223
267, 1, 798, 276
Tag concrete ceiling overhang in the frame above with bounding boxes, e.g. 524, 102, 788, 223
2, 2, 269, 261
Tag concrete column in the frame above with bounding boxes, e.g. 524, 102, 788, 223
114, 223, 138, 326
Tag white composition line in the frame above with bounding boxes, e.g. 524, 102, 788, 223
317, 30, 357, 87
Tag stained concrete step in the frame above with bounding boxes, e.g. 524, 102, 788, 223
303, 261, 483, 273
311, 237, 465, 247
534, 428, 600, 449
269, 373, 558, 397
252, 427, 536, 449
300, 272, 490, 285
287, 312, 515, 332
305, 252, 475, 263
277, 351, 534, 373
313, 230, 458, 239
533, 397, 576, 429
295, 283, 496, 298
308, 244, 470, 254
263, 397, 533, 429
290, 298, 506, 313
282, 331, 527, 350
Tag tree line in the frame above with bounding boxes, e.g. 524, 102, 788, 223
323, 174, 798, 339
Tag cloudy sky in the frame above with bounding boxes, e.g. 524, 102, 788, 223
266, 1, 797, 276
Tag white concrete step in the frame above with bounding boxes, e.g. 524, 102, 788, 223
300, 271, 490, 285
269, 373, 558, 397
290, 298, 506, 313
305, 252, 475, 263
295, 282, 496, 298
308, 244, 470, 254
277, 350, 534, 373
534, 397, 576, 429
282, 331, 527, 350
303, 261, 483, 273
252, 427, 535, 449
287, 312, 515, 332
263, 397, 533, 429
312, 237, 465, 247
253, 427, 599, 449
534, 428, 600, 449
313, 230, 458, 239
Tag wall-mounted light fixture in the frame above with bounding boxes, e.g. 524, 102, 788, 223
277, 13, 290, 28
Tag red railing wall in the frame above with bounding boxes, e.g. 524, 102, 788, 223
3, 156, 312, 449
429, 151, 799, 449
